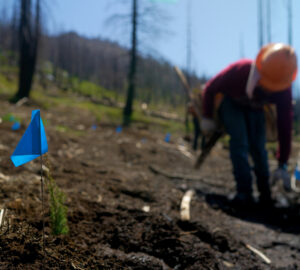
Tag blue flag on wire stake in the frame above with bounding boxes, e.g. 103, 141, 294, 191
11, 122, 21, 131
116, 125, 122, 133
164, 133, 171, 143
294, 166, 300, 181
11, 110, 48, 167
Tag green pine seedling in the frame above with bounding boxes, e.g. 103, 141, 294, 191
46, 169, 69, 235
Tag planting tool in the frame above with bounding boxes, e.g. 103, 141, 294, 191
174, 66, 223, 169
174, 66, 202, 121
194, 130, 224, 169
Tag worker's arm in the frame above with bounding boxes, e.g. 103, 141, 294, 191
202, 60, 252, 118
202, 74, 226, 118
269, 88, 293, 191
271, 88, 293, 164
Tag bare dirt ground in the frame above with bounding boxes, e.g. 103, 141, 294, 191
1, 96, 300, 269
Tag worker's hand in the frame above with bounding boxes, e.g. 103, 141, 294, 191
200, 117, 216, 135
187, 102, 196, 116
271, 163, 291, 191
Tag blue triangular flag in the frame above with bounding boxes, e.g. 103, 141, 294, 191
164, 133, 171, 143
11, 122, 21, 131
11, 110, 48, 167
116, 125, 122, 133
294, 167, 300, 181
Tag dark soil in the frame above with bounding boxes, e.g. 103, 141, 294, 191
1, 97, 300, 269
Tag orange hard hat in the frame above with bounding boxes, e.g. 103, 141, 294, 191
255, 43, 298, 91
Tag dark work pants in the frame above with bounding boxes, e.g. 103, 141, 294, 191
219, 96, 270, 197
192, 116, 201, 150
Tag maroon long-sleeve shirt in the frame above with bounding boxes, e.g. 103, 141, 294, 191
202, 59, 292, 163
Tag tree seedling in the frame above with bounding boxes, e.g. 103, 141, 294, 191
46, 168, 69, 235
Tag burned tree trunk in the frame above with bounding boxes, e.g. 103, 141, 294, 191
123, 0, 138, 127
13, 0, 40, 102
257, 0, 264, 48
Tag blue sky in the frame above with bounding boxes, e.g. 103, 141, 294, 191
44, 0, 300, 79
1, 0, 299, 78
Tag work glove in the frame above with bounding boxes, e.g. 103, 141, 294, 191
200, 117, 216, 135
271, 163, 291, 192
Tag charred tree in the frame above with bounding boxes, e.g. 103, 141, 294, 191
287, 0, 292, 46
184, 0, 192, 135
123, 0, 138, 126
12, 0, 40, 102
257, 0, 264, 48
266, 0, 271, 43
10, 1, 19, 62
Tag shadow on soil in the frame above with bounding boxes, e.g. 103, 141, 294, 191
203, 192, 300, 234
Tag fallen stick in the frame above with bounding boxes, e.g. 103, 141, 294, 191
0, 173, 10, 181
180, 190, 194, 221
245, 244, 271, 264
149, 165, 202, 181
149, 165, 225, 187
179, 230, 198, 235
177, 145, 193, 159
0, 209, 6, 228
